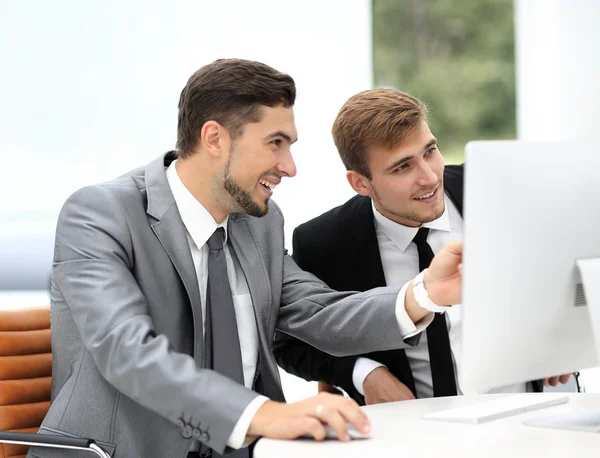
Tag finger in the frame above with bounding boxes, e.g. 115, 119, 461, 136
270, 416, 326, 441
543, 378, 549, 386
336, 398, 371, 434
559, 374, 571, 384
318, 406, 350, 441
303, 417, 327, 441
548, 376, 559, 387
444, 239, 463, 256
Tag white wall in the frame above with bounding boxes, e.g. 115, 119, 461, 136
515, 0, 600, 141
0, 0, 373, 401
515, 0, 600, 392
0, 0, 371, 243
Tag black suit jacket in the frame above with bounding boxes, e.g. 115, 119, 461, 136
274, 165, 540, 403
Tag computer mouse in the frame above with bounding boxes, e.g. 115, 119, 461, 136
322, 423, 372, 440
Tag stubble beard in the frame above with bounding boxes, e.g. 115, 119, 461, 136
222, 151, 269, 218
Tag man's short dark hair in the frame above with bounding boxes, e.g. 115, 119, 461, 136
176, 58, 296, 157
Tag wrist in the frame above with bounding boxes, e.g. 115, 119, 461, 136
413, 269, 448, 313
354, 358, 386, 395
247, 400, 282, 436
364, 366, 389, 389
423, 268, 433, 291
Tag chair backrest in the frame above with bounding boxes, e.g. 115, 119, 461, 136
0, 306, 52, 458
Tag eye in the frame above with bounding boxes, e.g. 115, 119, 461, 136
270, 139, 283, 147
425, 146, 437, 156
395, 163, 409, 172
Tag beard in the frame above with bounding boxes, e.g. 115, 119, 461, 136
222, 152, 269, 218
371, 181, 445, 225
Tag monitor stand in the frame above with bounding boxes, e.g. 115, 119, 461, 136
524, 258, 600, 433
524, 409, 600, 432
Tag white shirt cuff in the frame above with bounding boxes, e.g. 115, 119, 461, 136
395, 279, 435, 338
352, 357, 386, 395
227, 395, 269, 449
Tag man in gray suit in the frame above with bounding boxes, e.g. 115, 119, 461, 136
32, 59, 463, 458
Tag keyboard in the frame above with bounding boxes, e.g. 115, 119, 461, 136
422, 394, 570, 424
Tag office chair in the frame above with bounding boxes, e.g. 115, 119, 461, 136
0, 306, 111, 458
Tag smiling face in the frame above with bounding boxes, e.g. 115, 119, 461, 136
217, 104, 298, 217
348, 121, 445, 227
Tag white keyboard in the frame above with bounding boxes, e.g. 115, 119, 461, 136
423, 394, 570, 424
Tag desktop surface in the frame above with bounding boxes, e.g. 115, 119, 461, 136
254, 394, 600, 458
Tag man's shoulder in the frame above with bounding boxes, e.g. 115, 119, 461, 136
444, 163, 464, 180
295, 195, 371, 246
61, 164, 149, 220
443, 163, 465, 211
445, 163, 464, 171
71, 174, 145, 205
82, 153, 167, 201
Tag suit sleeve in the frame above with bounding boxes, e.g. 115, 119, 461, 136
52, 185, 259, 454
272, 227, 374, 403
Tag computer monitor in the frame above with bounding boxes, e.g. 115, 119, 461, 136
460, 140, 600, 394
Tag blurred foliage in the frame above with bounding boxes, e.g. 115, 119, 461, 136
373, 0, 516, 163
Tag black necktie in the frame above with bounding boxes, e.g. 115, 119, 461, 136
205, 228, 249, 458
412, 227, 458, 397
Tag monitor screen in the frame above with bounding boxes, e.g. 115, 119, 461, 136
460, 140, 600, 392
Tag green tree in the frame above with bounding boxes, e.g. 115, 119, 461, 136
373, 0, 516, 163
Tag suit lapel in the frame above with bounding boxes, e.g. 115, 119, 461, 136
228, 215, 272, 354
145, 153, 204, 361
228, 215, 285, 397
350, 197, 387, 290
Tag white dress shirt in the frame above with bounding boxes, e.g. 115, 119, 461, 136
166, 162, 266, 449
167, 161, 434, 447
352, 196, 528, 398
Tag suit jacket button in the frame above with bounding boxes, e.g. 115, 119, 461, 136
176, 419, 185, 428
182, 425, 193, 438
192, 429, 201, 439
200, 432, 210, 442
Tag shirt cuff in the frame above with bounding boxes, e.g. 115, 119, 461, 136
395, 279, 435, 338
352, 357, 387, 395
227, 395, 269, 449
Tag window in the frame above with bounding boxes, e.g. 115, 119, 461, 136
373, 0, 516, 163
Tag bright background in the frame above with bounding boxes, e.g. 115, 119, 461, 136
1, 0, 598, 399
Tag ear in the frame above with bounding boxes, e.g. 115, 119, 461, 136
199, 121, 229, 158
346, 170, 372, 197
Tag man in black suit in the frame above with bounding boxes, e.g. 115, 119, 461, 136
274, 88, 570, 405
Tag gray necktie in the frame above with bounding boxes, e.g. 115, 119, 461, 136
206, 227, 245, 384
204, 228, 249, 458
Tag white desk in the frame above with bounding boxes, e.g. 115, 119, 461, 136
254, 394, 600, 458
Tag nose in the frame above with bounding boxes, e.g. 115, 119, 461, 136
277, 148, 297, 178
417, 162, 438, 187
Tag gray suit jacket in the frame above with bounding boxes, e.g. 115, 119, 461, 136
30, 152, 416, 458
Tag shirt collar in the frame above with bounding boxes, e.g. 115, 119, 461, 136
372, 194, 451, 252
165, 160, 229, 249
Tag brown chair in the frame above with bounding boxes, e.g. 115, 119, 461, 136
318, 382, 343, 395
0, 306, 110, 458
